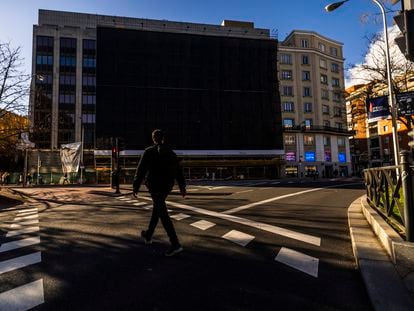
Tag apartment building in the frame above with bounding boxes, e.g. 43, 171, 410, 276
278, 30, 351, 178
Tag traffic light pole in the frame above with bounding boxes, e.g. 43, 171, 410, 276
115, 137, 121, 194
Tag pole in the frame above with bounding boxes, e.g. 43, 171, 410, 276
400, 150, 414, 241
37, 153, 40, 185
23, 148, 28, 187
115, 137, 121, 194
80, 122, 84, 184
372, 0, 400, 166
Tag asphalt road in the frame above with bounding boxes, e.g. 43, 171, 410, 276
0, 179, 373, 310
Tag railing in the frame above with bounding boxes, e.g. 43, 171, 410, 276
363, 151, 414, 241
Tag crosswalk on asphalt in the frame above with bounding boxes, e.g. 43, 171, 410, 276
116, 195, 321, 278
0, 206, 44, 310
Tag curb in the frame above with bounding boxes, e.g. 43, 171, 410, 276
348, 196, 414, 310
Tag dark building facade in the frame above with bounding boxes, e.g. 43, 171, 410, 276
97, 27, 281, 151
30, 10, 283, 182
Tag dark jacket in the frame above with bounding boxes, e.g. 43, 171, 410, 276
133, 144, 186, 193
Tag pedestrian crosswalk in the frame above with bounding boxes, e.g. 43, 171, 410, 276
116, 195, 320, 278
0, 206, 44, 310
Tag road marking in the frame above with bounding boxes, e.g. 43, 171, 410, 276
0, 237, 41, 253
17, 208, 38, 214
14, 214, 38, 222
11, 219, 39, 229
0, 279, 44, 310
222, 230, 254, 247
275, 247, 319, 278
223, 188, 325, 214
16, 211, 37, 217
271, 181, 281, 185
170, 213, 190, 220
133, 202, 148, 206
190, 220, 215, 231
125, 200, 136, 203
165, 200, 320, 246
6, 226, 40, 238
223, 183, 362, 215
0, 252, 41, 275
118, 198, 131, 201
234, 190, 254, 194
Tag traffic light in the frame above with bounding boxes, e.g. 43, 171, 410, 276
394, 9, 414, 61
111, 146, 118, 159
409, 129, 414, 149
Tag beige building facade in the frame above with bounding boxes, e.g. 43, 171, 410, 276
278, 30, 351, 177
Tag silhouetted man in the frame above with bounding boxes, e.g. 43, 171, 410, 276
133, 129, 186, 256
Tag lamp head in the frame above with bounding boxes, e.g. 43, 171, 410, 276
325, 0, 349, 12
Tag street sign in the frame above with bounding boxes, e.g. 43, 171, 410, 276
397, 91, 414, 117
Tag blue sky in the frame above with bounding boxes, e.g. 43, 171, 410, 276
0, 0, 401, 77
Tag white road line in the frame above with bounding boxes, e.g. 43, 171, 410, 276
0, 237, 41, 253
234, 190, 254, 194
222, 230, 254, 247
6, 226, 40, 238
14, 214, 38, 222
166, 200, 320, 246
118, 198, 131, 201
0, 252, 42, 275
17, 208, 38, 214
16, 211, 37, 217
275, 247, 319, 278
125, 200, 137, 203
271, 181, 281, 185
11, 219, 39, 229
133, 202, 148, 206
223, 188, 324, 214
170, 213, 191, 220
0, 279, 44, 310
223, 183, 362, 215
190, 220, 216, 231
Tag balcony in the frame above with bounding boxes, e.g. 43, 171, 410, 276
283, 125, 351, 135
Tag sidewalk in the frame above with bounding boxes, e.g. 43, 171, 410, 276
348, 196, 414, 310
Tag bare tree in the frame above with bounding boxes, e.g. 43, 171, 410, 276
0, 41, 29, 169
347, 26, 414, 128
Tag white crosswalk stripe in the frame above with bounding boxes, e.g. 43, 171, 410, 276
222, 230, 254, 247
0, 207, 44, 309
190, 220, 216, 231
275, 247, 319, 278
0, 252, 42, 275
0, 279, 44, 311
170, 213, 190, 220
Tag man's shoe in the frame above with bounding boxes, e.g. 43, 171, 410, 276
165, 244, 183, 257
141, 230, 152, 244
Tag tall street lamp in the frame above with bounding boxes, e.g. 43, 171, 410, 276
325, 0, 400, 166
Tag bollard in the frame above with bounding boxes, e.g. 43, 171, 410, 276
400, 150, 414, 242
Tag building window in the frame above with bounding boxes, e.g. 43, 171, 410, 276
305, 119, 313, 128
60, 56, 76, 67
321, 89, 329, 100
283, 118, 295, 128
36, 55, 53, 65
281, 70, 293, 80
302, 55, 309, 65
82, 74, 96, 86
82, 114, 96, 124
334, 107, 342, 117
301, 39, 309, 48
282, 102, 294, 112
330, 47, 338, 56
59, 93, 75, 104
82, 94, 96, 105
319, 43, 326, 52
59, 75, 76, 85
324, 120, 330, 127
322, 105, 330, 114
331, 62, 339, 73
333, 92, 341, 102
302, 71, 310, 81
338, 137, 345, 146
304, 135, 315, 145
319, 58, 327, 69
36, 36, 54, 48
336, 123, 344, 130
83, 39, 96, 50
383, 125, 389, 132
332, 78, 340, 87
320, 74, 328, 84
284, 134, 296, 145
83, 57, 96, 68
282, 86, 294, 96
303, 87, 311, 97
304, 102, 312, 113
323, 136, 331, 146
280, 53, 292, 64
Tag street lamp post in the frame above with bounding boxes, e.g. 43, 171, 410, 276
325, 0, 400, 166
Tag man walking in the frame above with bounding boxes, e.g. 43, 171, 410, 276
133, 129, 186, 256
